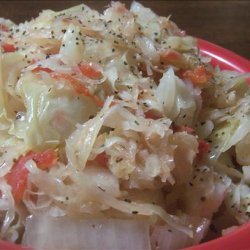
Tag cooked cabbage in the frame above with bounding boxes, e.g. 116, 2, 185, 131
0, 1, 249, 249
23, 215, 151, 250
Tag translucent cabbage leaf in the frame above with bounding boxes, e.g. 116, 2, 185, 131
15, 72, 98, 150
208, 96, 250, 159
225, 183, 250, 224
59, 24, 84, 65
156, 67, 197, 124
66, 97, 113, 170
236, 133, 250, 166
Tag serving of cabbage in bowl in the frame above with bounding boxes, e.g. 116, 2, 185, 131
0, 1, 249, 249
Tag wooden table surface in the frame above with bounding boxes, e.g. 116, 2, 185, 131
0, 0, 249, 59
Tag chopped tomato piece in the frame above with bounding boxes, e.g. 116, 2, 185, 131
160, 49, 182, 63
95, 152, 109, 167
175, 68, 185, 78
30, 149, 57, 170
5, 157, 29, 203
50, 72, 104, 107
32, 67, 104, 107
183, 65, 211, 87
168, 51, 181, 62
2, 42, 16, 53
144, 110, 160, 120
173, 125, 195, 135
197, 139, 210, 159
5, 149, 57, 202
32, 66, 53, 73
0, 24, 9, 32
79, 63, 102, 80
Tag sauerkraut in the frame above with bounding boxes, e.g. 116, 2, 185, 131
0, 1, 249, 249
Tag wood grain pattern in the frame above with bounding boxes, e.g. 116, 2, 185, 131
0, 0, 249, 59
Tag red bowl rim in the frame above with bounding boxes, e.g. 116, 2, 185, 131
186, 38, 250, 250
186, 222, 250, 250
1, 39, 250, 250
197, 38, 250, 72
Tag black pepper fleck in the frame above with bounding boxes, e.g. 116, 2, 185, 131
116, 158, 123, 163
134, 120, 139, 125
200, 196, 206, 202
97, 186, 105, 192
124, 198, 131, 203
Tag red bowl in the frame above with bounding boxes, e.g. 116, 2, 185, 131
186, 223, 250, 250
197, 38, 250, 72
1, 39, 250, 250
187, 39, 250, 250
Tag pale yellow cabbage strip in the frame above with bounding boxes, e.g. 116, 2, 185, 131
66, 96, 113, 170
